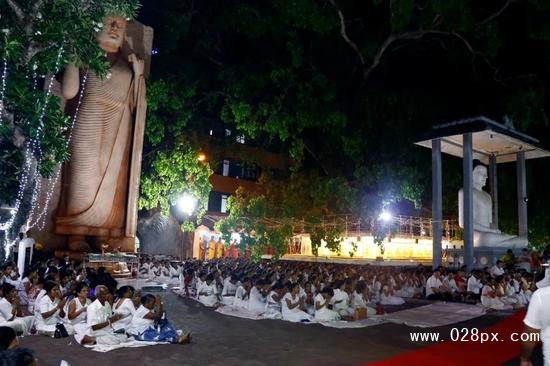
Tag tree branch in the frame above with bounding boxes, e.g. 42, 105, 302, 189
6, 0, 25, 22
303, 140, 330, 176
328, 0, 365, 65
363, 30, 501, 83
32, 0, 45, 15
478, 0, 517, 26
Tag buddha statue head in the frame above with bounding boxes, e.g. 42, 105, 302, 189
473, 165, 488, 191
96, 16, 128, 53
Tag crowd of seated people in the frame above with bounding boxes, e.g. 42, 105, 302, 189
141, 255, 545, 323
0, 256, 191, 363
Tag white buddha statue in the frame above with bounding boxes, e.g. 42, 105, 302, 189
458, 165, 527, 248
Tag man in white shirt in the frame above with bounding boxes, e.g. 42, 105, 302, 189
489, 260, 505, 277
467, 270, 483, 300
425, 270, 451, 301
521, 286, 550, 366
83, 285, 129, 345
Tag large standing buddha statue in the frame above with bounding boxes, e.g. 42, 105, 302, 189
55, 15, 147, 253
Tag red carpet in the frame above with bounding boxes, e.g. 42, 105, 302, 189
367, 310, 527, 366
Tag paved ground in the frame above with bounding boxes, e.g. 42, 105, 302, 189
19, 292, 542, 366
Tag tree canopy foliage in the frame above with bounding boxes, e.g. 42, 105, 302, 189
0, 0, 140, 242
141, 0, 550, 255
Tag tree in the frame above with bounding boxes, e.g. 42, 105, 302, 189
142, 0, 550, 254
0, 0, 140, 248
138, 79, 213, 229
214, 173, 357, 260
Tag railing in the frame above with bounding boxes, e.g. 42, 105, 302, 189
290, 215, 460, 241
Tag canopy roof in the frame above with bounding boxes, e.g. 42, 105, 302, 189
415, 117, 550, 164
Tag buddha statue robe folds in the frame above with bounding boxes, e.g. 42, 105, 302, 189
458, 165, 527, 248
55, 16, 147, 253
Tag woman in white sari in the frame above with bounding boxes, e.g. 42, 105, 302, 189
198, 274, 219, 307
351, 281, 376, 316
314, 288, 341, 322
112, 286, 137, 332
281, 283, 312, 323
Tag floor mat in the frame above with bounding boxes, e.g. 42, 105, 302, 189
384, 302, 486, 328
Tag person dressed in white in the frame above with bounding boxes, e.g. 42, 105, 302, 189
467, 270, 483, 300
521, 286, 550, 366
281, 283, 312, 323
128, 293, 190, 344
481, 278, 512, 310
351, 282, 376, 316
262, 283, 283, 320
331, 281, 354, 318
67, 283, 94, 345
489, 261, 505, 277
112, 286, 137, 332
85, 285, 129, 345
380, 285, 405, 305
0, 283, 34, 335
248, 280, 267, 313
233, 279, 250, 309
425, 270, 452, 301
16, 268, 38, 315
314, 288, 341, 322
220, 275, 238, 306
34, 281, 74, 336
197, 274, 219, 307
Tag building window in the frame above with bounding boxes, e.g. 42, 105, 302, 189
221, 194, 228, 213
236, 135, 245, 144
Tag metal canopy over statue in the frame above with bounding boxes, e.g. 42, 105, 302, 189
415, 117, 550, 269
54, 17, 153, 254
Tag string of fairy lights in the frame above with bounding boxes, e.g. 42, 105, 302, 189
27, 72, 89, 231
0, 44, 67, 240
0, 48, 7, 125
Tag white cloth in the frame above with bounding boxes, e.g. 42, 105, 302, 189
524, 286, 550, 366
233, 285, 249, 309
112, 298, 135, 331
262, 291, 282, 319
536, 268, 550, 289
247, 286, 266, 313
0, 298, 33, 335
197, 282, 219, 307
128, 305, 153, 335
281, 293, 312, 322
425, 275, 443, 297
467, 276, 483, 294
221, 280, 237, 306
314, 293, 340, 321
481, 285, 511, 310
35, 295, 74, 336
380, 293, 405, 305
331, 289, 354, 317
489, 265, 505, 277
350, 291, 376, 316
68, 298, 90, 326
16, 278, 31, 306
69, 297, 90, 344
86, 299, 129, 345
